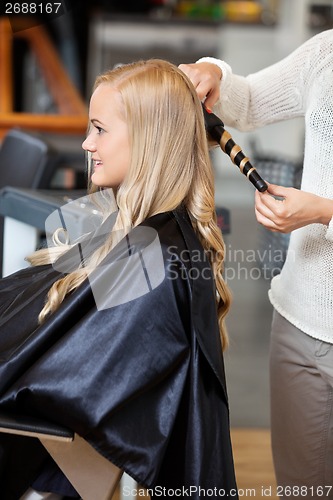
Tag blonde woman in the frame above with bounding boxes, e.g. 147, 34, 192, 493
0, 60, 237, 499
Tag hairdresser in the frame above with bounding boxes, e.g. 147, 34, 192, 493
180, 29, 333, 499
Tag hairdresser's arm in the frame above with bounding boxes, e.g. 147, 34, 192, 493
180, 30, 332, 131
255, 184, 333, 235
181, 56, 304, 131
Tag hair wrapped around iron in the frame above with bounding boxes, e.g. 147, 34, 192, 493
202, 104, 268, 192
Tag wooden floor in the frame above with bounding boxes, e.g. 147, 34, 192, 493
113, 428, 278, 499
231, 428, 278, 499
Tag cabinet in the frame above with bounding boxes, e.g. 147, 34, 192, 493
87, 15, 221, 90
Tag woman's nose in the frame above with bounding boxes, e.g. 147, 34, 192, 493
82, 134, 96, 152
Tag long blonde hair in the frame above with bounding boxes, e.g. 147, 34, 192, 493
30, 59, 231, 348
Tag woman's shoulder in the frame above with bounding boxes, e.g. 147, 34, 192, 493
140, 208, 203, 258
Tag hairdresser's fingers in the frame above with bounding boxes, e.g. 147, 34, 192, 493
263, 184, 288, 210
179, 63, 201, 85
255, 184, 302, 233
179, 62, 222, 103
204, 86, 221, 110
255, 190, 283, 231
255, 186, 277, 213
255, 190, 278, 223
180, 65, 212, 101
255, 184, 287, 213
254, 207, 280, 231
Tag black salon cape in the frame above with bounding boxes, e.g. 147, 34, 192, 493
0, 209, 238, 499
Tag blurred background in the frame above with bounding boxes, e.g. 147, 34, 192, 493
0, 0, 332, 461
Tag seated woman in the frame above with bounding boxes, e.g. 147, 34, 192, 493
0, 60, 238, 499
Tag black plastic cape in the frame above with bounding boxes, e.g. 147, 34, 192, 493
0, 208, 238, 499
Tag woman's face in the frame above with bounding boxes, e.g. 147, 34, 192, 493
82, 84, 131, 188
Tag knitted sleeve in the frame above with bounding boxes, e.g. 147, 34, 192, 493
198, 29, 333, 131
326, 217, 333, 241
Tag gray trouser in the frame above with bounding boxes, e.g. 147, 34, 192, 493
270, 310, 333, 499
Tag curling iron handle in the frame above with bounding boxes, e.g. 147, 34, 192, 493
249, 170, 268, 193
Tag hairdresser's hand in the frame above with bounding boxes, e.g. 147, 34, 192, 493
255, 183, 333, 233
178, 62, 222, 109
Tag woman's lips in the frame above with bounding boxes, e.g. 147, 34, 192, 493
93, 159, 103, 169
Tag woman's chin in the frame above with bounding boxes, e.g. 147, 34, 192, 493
91, 171, 104, 187
91, 173, 119, 189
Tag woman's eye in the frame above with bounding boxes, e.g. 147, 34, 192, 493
95, 126, 104, 134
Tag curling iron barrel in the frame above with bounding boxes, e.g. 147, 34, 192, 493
202, 105, 268, 192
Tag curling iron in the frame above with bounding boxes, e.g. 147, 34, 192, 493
202, 104, 268, 192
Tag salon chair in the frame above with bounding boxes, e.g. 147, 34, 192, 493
0, 128, 58, 276
0, 129, 57, 190
0, 130, 122, 497
0, 411, 123, 499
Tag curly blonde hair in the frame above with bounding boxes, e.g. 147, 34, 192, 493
29, 60, 231, 348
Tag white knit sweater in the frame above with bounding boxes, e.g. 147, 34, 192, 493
200, 29, 333, 342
